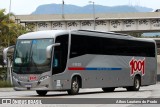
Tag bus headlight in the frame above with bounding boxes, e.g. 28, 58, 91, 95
39, 75, 50, 82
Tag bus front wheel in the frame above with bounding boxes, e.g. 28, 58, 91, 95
67, 77, 80, 95
36, 90, 48, 96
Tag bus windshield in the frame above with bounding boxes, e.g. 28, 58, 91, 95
13, 39, 53, 74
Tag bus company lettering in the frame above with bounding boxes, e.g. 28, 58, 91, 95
129, 57, 145, 76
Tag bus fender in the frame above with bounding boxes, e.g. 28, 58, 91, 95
70, 73, 82, 80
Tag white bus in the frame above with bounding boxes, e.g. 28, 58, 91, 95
3, 30, 157, 96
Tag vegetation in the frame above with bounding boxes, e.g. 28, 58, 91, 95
0, 68, 7, 80
0, 9, 34, 47
126, 32, 143, 37
0, 68, 12, 87
0, 80, 12, 87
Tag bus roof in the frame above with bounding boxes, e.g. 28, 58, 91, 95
18, 30, 155, 43
72, 30, 155, 43
18, 30, 68, 39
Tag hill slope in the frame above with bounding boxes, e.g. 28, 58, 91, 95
32, 4, 153, 14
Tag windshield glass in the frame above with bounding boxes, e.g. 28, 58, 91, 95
13, 39, 53, 74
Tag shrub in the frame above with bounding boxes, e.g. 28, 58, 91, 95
0, 80, 12, 87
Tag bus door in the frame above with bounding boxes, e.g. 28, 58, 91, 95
52, 35, 69, 75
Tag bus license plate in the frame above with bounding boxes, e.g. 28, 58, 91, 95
25, 84, 32, 88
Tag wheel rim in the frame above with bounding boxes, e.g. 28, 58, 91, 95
72, 80, 79, 92
135, 79, 140, 89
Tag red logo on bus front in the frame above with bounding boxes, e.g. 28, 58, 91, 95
129, 57, 145, 76
29, 75, 37, 81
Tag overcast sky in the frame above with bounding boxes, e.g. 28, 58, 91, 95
0, 0, 159, 15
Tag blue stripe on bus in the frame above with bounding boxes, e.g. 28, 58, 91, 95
68, 67, 122, 71
85, 68, 122, 70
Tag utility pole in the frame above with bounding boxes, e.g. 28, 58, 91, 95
89, 1, 96, 30
62, 0, 65, 19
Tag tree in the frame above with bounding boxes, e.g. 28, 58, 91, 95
126, 32, 143, 37
0, 9, 9, 46
0, 9, 34, 47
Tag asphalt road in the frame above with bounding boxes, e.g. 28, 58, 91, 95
0, 82, 160, 107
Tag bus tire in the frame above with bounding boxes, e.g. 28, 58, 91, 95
67, 76, 80, 95
102, 87, 115, 92
127, 76, 141, 91
36, 90, 47, 96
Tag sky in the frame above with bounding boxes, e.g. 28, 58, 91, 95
0, 0, 160, 15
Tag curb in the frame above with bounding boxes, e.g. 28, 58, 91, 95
0, 88, 14, 92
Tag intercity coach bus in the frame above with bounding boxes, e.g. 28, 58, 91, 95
3, 30, 157, 96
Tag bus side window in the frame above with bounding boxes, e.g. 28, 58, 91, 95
54, 58, 58, 67
53, 52, 59, 67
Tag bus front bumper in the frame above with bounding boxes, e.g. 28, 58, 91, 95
12, 76, 52, 91
14, 86, 50, 91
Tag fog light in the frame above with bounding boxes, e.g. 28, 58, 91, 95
39, 76, 50, 82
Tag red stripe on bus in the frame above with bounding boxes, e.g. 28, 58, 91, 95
68, 67, 85, 70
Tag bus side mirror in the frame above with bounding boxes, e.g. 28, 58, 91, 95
46, 43, 61, 59
3, 45, 15, 64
